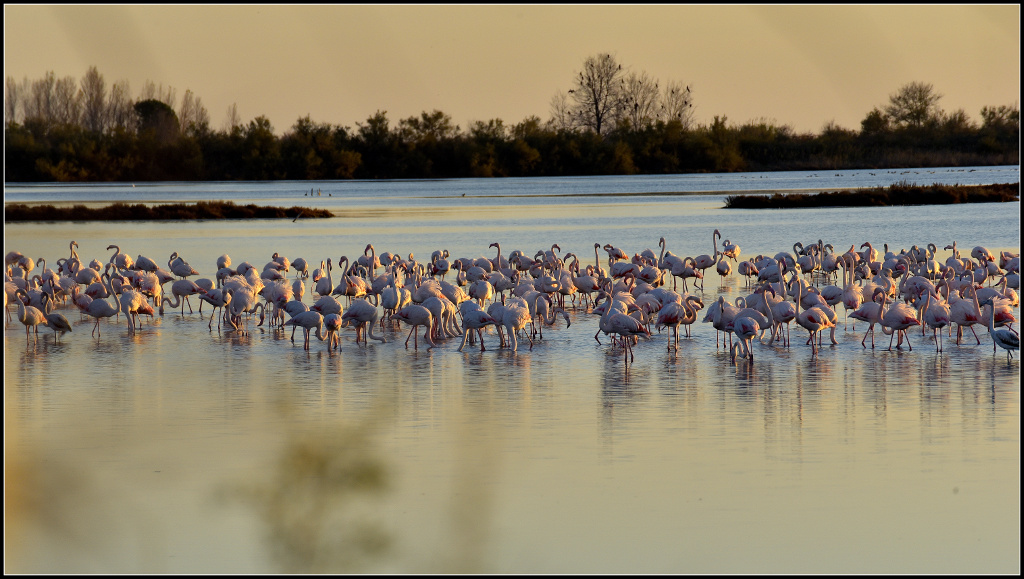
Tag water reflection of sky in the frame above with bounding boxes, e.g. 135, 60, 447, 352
4, 169, 1019, 573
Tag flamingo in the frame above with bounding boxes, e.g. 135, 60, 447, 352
792, 277, 835, 354
119, 288, 153, 334
715, 254, 732, 285
591, 243, 608, 282
134, 253, 159, 272
430, 249, 451, 280
161, 279, 208, 316
488, 242, 511, 272
39, 293, 73, 343
106, 244, 134, 272
341, 299, 387, 345
501, 296, 535, 352
850, 288, 887, 349
603, 243, 628, 267
691, 230, 720, 290
322, 313, 343, 352
597, 291, 650, 362
457, 301, 499, 352
291, 257, 309, 279
737, 258, 759, 287
654, 295, 702, 351
314, 259, 334, 298
168, 252, 200, 279
311, 295, 344, 317
198, 288, 232, 330
79, 274, 120, 337
971, 245, 995, 264
671, 256, 704, 293
918, 287, 951, 352
283, 310, 325, 350
878, 288, 921, 351
422, 295, 462, 342
468, 279, 494, 306
721, 238, 741, 263
391, 304, 436, 350
571, 261, 601, 309
14, 289, 47, 341
729, 286, 776, 362
379, 285, 411, 328
978, 298, 1020, 361
949, 283, 984, 345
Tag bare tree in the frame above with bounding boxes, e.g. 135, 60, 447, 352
567, 53, 625, 135
193, 96, 210, 134
178, 88, 209, 135
80, 66, 107, 132
6, 76, 23, 125
885, 81, 942, 129
223, 102, 241, 133
548, 90, 576, 131
659, 80, 694, 129
52, 75, 82, 126
107, 79, 135, 132
27, 71, 57, 122
139, 79, 177, 110
619, 70, 660, 131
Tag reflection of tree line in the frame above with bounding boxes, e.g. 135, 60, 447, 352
4, 64, 1018, 182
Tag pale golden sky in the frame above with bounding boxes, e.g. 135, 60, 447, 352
4, 4, 1020, 135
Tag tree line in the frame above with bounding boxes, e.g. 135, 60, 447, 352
4, 58, 1019, 183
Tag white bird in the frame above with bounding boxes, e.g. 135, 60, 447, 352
341, 299, 387, 345
391, 304, 435, 350
39, 293, 73, 343
14, 289, 47, 341
457, 302, 499, 352
283, 310, 324, 350
979, 298, 1019, 361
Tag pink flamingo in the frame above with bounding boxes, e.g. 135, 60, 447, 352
391, 304, 436, 350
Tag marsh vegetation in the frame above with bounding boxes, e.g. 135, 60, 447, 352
724, 181, 1019, 209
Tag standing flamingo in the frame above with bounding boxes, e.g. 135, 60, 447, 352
341, 299, 387, 345
918, 287, 951, 352
792, 278, 834, 354
161, 279, 208, 316
457, 301, 499, 352
691, 230, 720, 290
80, 273, 120, 336
314, 259, 334, 298
721, 238, 741, 263
283, 310, 325, 350
391, 304, 436, 350
728, 286, 776, 362
978, 297, 1020, 361
320, 313, 343, 352
14, 289, 47, 341
949, 283, 984, 345
39, 293, 73, 343
168, 252, 200, 279
654, 298, 694, 351
597, 291, 650, 362
199, 288, 232, 330
878, 288, 921, 351
498, 296, 534, 352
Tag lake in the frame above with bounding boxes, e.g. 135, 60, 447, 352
4, 166, 1020, 573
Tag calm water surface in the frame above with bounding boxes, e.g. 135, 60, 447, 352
4, 169, 1020, 573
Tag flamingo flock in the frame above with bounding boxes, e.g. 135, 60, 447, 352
5, 235, 1020, 365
